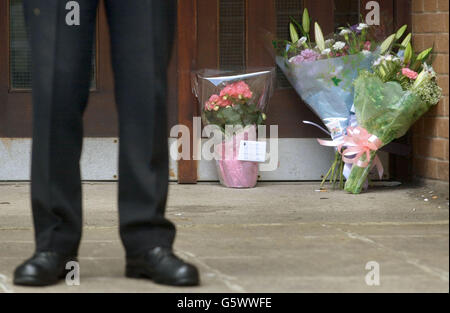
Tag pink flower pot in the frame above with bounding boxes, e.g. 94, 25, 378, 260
215, 126, 259, 188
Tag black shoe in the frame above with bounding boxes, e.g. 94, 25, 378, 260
126, 247, 200, 286
13, 252, 77, 286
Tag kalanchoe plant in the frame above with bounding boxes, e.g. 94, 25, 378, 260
202, 81, 266, 133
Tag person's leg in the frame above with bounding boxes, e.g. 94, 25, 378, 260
25, 0, 98, 255
104, 0, 176, 257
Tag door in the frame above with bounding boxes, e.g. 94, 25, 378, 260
0, 0, 119, 138
0, 0, 178, 138
0, 0, 178, 180
177, 0, 411, 183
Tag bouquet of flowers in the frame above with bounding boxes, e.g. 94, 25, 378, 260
343, 27, 442, 194
192, 69, 275, 188
273, 8, 378, 187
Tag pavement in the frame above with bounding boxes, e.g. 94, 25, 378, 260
0, 181, 448, 293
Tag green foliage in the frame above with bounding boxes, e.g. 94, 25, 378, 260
203, 103, 265, 134
380, 33, 396, 54
345, 71, 441, 194
400, 33, 412, 48
302, 8, 310, 34
403, 43, 413, 65
395, 24, 408, 39
290, 23, 299, 44
314, 22, 325, 52
416, 47, 433, 61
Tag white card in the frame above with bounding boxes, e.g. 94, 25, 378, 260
238, 141, 266, 163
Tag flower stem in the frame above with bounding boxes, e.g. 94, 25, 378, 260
344, 151, 377, 194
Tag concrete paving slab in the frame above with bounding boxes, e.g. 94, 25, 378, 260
0, 182, 448, 293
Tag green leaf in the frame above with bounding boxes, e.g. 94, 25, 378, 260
416, 47, 433, 61
331, 77, 342, 86
401, 33, 412, 47
290, 16, 304, 35
289, 22, 299, 43
302, 8, 310, 35
314, 22, 325, 52
403, 43, 413, 65
380, 33, 396, 54
395, 24, 408, 39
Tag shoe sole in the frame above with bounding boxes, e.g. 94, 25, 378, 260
13, 276, 60, 287
126, 266, 199, 287
13, 270, 69, 287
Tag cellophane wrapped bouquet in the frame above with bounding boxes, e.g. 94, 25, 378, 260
192, 69, 275, 188
273, 8, 378, 188
344, 26, 442, 194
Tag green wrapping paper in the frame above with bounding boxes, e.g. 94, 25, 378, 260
344, 71, 436, 194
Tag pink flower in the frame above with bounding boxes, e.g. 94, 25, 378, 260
217, 97, 232, 107
300, 49, 320, 62
364, 41, 371, 51
402, 68, 418, 80
219, 81, 253, 100
205, 94, 220, 111
289, 55, 305, 64
289, 49, 320, 64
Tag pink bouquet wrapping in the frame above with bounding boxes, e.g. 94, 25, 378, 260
214, 125, 259, 188
192, 69, 275, 188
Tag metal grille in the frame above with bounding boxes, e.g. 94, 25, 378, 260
9, 0, 96, 90
9, 0, 31, 89
219, 0, 246, 71
334, 0, 360, 30
275, 0, 302, 88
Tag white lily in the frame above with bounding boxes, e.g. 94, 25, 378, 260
297, 36, 307, 47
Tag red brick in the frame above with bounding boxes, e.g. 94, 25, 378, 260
413, 0, 424, 12
412, 13, 449, 33
412, 5, 449, 182
413, 33, 425, 51
414, 157, 438, 178
437, 117, 449, 138
425, 100, 444, 117
433, 54, 449, 75
437, 0, 449, 11
443, 96, 449, 116
435, 34, 449, 53
422, 117, 449, 138
437, 160, 449, 180
438, 75, 449, 96
424, 0, 438, 12
420, 137, 447, 159
423, 117, 438, 136
445, 140, 450, 160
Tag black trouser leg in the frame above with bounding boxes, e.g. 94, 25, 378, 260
24, 0, 98, 255
104, 0, 177, 257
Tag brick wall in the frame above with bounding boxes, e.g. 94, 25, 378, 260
411, 0, 449, 181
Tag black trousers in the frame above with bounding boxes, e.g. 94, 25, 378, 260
24, 0, 176, 257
